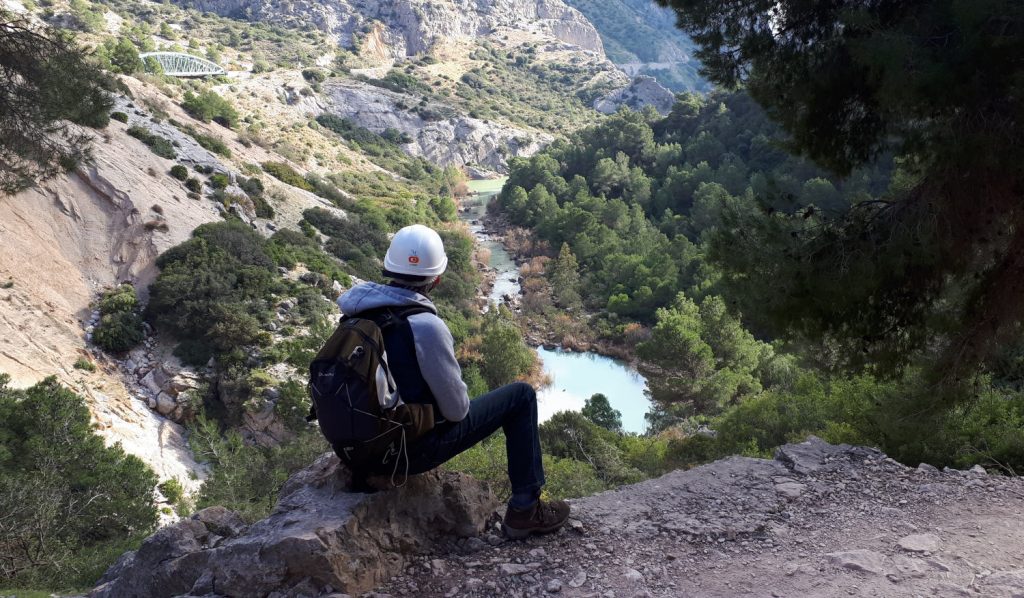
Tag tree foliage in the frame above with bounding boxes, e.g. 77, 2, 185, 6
581, 393, 622, 433
0, 375, 157, 588
146, 221, 281, 364
479, 307, 534, 389
657, 0, 1024, 384
0, 11, 113, 194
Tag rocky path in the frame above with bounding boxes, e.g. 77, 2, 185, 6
378, 438, 1024, 598
89, 438, 1024, 598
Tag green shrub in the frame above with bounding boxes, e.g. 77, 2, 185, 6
193, 132, 232, 157
363, 69, 429, 95
158, 478, 184, 505
185, 177, 203, 193
0, 375, 157, 588
303, 207, 388, 253
170, 164, 189, 180
209, 173, 229, 189
73, 357, 96, 372
235, 177, 275, 219
93, 285, 144, 353
94, 311, 145, 353
253, 195, 275, 219
126, 126, 176, 159
301, 68, 326, 83
189, 414, 328, 522
98, 284, 138, 314
181, 90, 239, 128
110, 111, 129, 123
445, 433, 511, 499
147, 221, 281, 361
266, 229, 348, 288
542, 454, 608, 499
262, 161, 313, 191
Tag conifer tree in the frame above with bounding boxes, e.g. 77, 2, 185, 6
0, 11, 112, 194
657, 0, 1024, 385
550, 243, 582, 308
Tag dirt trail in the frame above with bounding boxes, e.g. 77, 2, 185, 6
379, 438, 1024, 598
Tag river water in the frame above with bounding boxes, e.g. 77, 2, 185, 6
462, 179, 652, 434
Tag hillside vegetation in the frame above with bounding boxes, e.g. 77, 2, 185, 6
4, 0, 1023, 594
490, 90, 1024, 477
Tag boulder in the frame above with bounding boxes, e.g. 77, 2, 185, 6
897, 533, 941, 553
774, 436, 882, 475
165, 371, 201, 397
90, 453, 499, 598
140, 367, 169, 396
154, 392, 176, 416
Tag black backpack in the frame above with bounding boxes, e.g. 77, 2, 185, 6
307, 307, 435, 474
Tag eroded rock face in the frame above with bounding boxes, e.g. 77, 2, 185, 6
177, 0, 605, 56
593, 75, 676, 116
90, 453, 499, 598
322, 80, 552, 171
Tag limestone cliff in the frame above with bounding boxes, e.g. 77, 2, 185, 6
89, 438, 1024, 597
177, 0, 606, 58
0, 75, 345, 493
322, 79, 552, 172
594, 75, 677, 116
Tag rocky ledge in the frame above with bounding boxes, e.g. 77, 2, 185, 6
91, 438, 1024, 597
89, 454, 499, 598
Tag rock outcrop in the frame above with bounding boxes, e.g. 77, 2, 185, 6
90, 453, 500, 598
177, 0, 605, 57
594, 75, 677, 115
89, 437, 1024, 597
322, 79, 552, 172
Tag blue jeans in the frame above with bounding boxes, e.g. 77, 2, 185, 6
404, 382, 545, 509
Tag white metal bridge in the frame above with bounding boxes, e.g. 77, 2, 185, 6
140, 52, 226, 77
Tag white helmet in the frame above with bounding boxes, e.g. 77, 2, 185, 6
383, 224, 448, 277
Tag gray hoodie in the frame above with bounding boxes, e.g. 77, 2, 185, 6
337, 282, 470, 422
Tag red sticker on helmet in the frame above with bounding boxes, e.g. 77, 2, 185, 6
408, 256, 420, 264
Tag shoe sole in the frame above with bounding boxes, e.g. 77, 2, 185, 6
502, 519, 568, 540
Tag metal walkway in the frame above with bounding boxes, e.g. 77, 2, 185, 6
140, 52, 226, 77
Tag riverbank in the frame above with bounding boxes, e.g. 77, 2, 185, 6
459, 179, 653, 430
477, 207, 643, 365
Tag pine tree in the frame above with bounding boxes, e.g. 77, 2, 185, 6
0, 11, 113, 194
550, 243, 582, 308
657, 0, 1024, 386
582, 393, 622, 433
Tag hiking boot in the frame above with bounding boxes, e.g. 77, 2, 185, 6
502, 499, 571, 539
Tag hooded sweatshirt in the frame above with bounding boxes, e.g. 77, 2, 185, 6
337, 281, 470, 422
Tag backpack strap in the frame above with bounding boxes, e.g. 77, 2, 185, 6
364, 305, 433, 329
305, 306, 433, 423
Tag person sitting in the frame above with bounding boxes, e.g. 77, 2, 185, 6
336, 224, 570, 538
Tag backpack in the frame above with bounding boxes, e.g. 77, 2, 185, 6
307, 306, 435, 474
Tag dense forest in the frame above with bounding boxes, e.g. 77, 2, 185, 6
491, 88, 1024, 475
